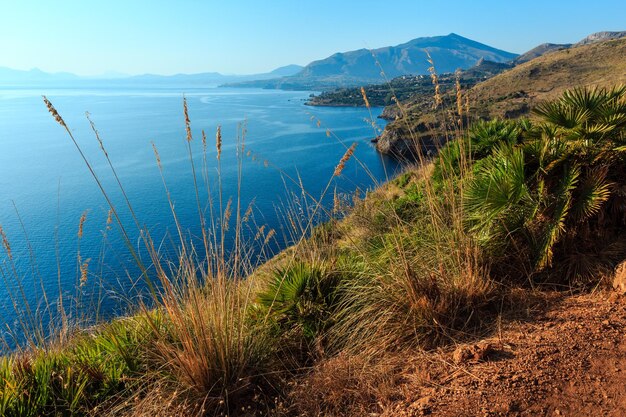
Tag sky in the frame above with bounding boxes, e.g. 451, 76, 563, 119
1, 0, 625, 76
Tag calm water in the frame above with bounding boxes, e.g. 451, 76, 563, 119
0, 86, 399, 344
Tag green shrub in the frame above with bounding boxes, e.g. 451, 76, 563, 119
258, 262, 343, 340
465, 86, 626, 283
433, 118, 528, 183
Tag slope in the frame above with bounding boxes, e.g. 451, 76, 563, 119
377, 37, 626, 156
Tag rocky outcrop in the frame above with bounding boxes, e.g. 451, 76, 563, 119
375, 122, 442, 158
375, 127, 408, 156
575, 31, 626, 46
379, 105, 401, 121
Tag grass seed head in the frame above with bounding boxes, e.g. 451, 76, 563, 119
106, 209, 113, 230
152, 142, 162, 169
42, 96, 67, 128
334, 143, 357, 177
216, 125, 222, 159
0, 225, 11, 260
360, 87, 371, 108
183, 97, 192, 142
79, 258, 91, 287
78, 211, 88, 239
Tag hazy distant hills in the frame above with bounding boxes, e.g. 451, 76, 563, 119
3, 31, 624, 91
226, 33, 518, 90
0, 67, 80, 83
0, 64, 304, 87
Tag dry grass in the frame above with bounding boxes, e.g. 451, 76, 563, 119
287, 353, 406, 417
6, 48, 607, 416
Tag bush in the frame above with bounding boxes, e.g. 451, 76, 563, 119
465, 86, 626, 283
257, 261, 343, 340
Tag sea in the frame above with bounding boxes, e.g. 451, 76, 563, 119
0, 85, 400, 347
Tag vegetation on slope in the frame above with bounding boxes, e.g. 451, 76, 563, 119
377, 37, 626, 156
0, 84, 625, 416
305, 59, 510, 108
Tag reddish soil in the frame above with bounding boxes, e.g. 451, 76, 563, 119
386, 292, 626, 417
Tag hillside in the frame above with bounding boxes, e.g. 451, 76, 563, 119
306, 59, 511, 108
512, 43, 570, 64
377, 37, 626, 156
224, 33, 516, 90
298, 33, 515, 80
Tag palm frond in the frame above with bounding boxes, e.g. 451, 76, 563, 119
534, 164, 579, 269
570, 167, 612, 222
464, 144, 530, 241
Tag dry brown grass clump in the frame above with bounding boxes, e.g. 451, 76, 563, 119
286, 353, 407, 417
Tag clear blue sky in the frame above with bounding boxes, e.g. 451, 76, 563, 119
1, 0, 625, 76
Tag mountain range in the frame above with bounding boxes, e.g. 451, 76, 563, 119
225, 33, 518, 90
2, 31, 625, 90
0, 64, 304, 87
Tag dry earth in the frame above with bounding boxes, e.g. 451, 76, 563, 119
384, 292, 626, 417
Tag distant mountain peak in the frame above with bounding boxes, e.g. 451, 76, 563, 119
268, 64, 304, 77
226, 34, 518, 90
297, 34, 517, 82
575, 31, 626, 46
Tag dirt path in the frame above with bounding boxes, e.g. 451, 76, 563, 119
388, 292, 626, 416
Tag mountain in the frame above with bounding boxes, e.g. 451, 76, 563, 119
127, 65, 303, 85
299, 33, 516, 79
225, 33, 517, 90
0, 67, 80, 83
513, 43, 571, 64
266, 64, 304, 77
461, 58, 511, 78
0, 65, 303, 87
376, 36, 626, 156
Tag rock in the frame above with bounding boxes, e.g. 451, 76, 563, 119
375, 124, 442, 159
612, 261, 626, 294
453, 342, 495, 364
375, 127, 410, 156
453, 346, 474, 364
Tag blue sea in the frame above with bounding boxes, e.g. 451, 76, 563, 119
0, 86, 399, 346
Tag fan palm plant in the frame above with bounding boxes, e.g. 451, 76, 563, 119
257, 262, 341, 339
465, 85, 626, 282
434, 118, 527, 183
